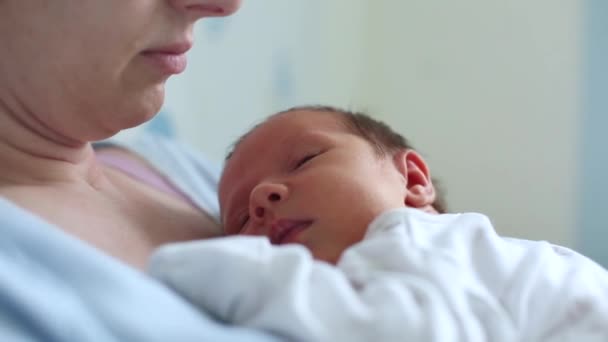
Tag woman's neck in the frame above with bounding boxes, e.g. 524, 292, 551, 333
0, 110, 107, 188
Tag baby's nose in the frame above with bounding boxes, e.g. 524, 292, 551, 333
249, 182, 288, 221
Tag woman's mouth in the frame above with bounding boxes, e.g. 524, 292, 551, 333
269, 219, 313, 245
141, 51, 188, 75
141, 42, 192, 75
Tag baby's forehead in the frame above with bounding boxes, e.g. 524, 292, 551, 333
232, 110, 347, 152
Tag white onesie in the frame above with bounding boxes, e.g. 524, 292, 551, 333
148, 208, 608, 342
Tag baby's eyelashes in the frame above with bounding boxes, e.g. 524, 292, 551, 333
292, 152, 322, 170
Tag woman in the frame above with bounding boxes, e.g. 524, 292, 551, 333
0, 1, 278, 341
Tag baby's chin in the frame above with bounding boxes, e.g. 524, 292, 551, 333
311, 248, 343, 265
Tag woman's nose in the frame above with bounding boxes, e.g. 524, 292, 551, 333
170, 0, 242, 19
249, 182, 288, 222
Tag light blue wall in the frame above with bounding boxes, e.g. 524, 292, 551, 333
581, 0, 608, 267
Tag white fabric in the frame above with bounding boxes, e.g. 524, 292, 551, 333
149, 208, 608, 342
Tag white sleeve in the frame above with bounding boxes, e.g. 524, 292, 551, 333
148, 209, 608, 342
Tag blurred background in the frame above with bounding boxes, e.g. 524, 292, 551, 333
123, 0, 607, 267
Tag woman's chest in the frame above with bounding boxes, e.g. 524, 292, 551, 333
2, 176, 219, 268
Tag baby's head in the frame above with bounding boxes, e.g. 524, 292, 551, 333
219, 105, 446, 263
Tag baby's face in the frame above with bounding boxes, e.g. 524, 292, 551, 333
219, 110, 408, 264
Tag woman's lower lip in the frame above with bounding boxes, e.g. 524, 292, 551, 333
141, 52, 188, 75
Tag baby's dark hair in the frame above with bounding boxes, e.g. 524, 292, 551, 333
226, 105, 448, 213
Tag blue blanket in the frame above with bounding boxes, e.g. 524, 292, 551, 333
0, 200, 278, 342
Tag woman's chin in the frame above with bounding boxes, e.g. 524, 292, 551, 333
89, 108, 159, 141
120, 112, 159, 132
124, 91, 165, 127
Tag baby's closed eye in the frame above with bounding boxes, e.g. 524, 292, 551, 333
292, 151, 323, 170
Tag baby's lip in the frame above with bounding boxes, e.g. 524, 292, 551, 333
269, 219, 313, 245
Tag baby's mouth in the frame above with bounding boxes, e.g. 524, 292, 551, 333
269, 219, 313, 245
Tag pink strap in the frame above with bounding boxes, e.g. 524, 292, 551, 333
96, 152, 192, 203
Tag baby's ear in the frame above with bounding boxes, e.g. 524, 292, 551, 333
393, 150, 436, 209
